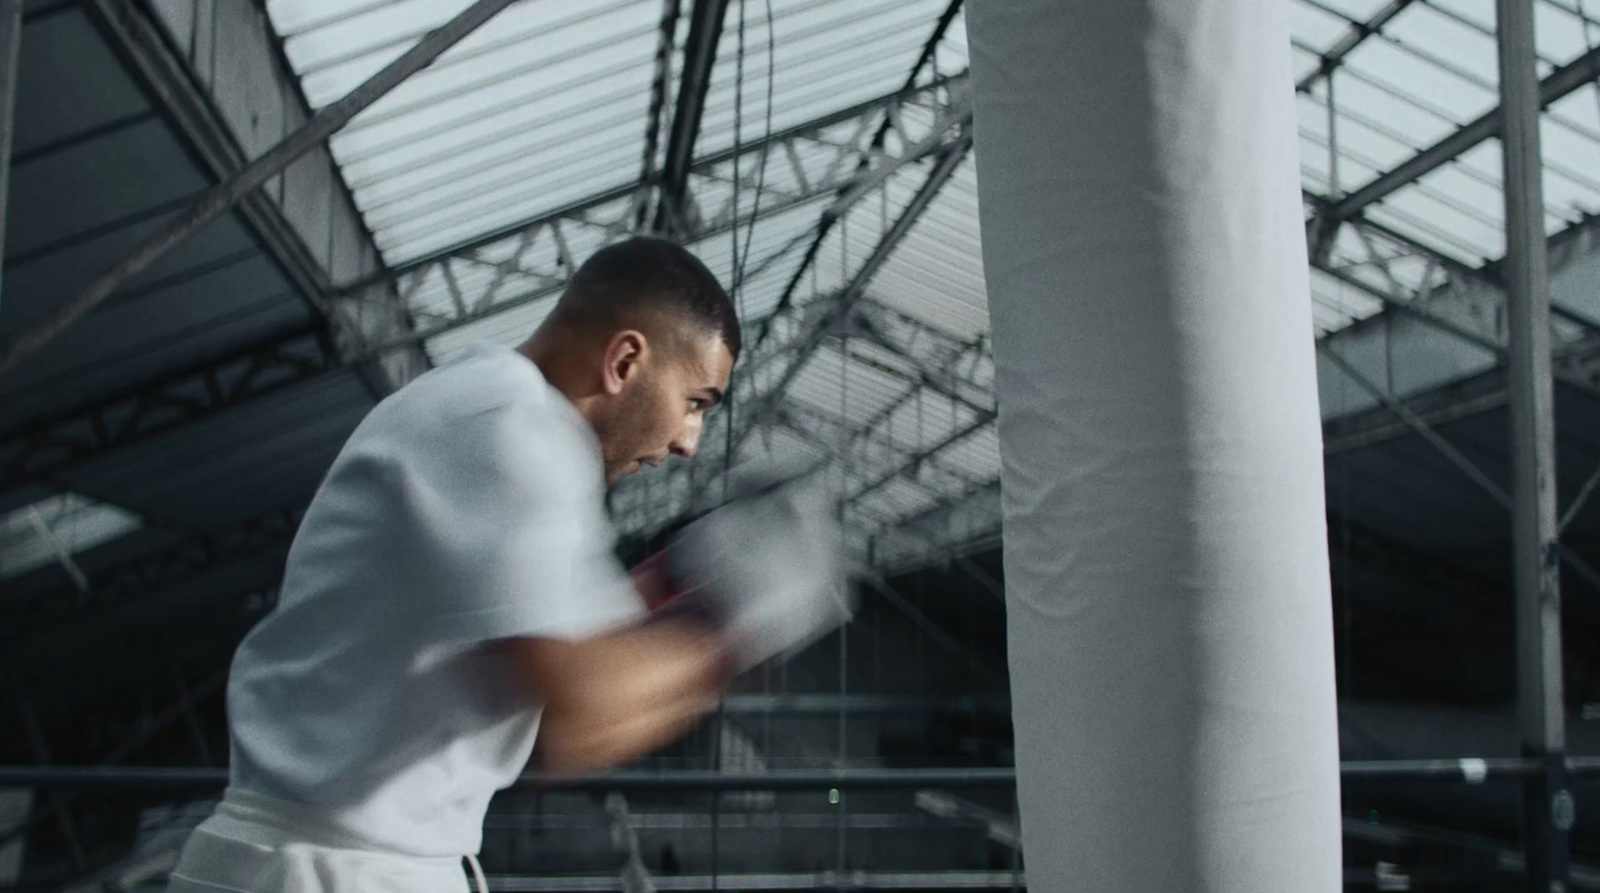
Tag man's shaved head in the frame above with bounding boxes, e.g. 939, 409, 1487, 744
525, 238, 741, 485
548, 237, 741, 361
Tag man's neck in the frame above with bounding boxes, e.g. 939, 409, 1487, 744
519, 333, 599, 425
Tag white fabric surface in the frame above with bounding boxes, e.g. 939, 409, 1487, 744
215, 342, 644, 863
168, 788, 472, 893
967, 0, 1343, 889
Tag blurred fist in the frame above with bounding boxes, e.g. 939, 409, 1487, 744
648, 462, 853, 671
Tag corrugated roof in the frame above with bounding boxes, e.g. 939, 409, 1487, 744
253, 0, 1600, 564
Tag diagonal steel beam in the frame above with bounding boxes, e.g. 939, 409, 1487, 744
652, 0, 730, 235
3, 85, 969, 500
95, 669, 229, 767
337, 75, 968, 298
1320, 44, 1600, 226
728, 141, 973, 460
0, 328, 339, 493
1296, 0, 1420, 93
1311, 254, 1503, 354
1306, 190, 1600, 340
846, 409, 992, 509
1320, 340, 1600, 598
0, 0, 521, 377
347, 75, 963, 290
1322, 367, 1510, 455
843, 306, 994, 417
756, 2, 966, 350
24, 507, 91, 594
866, 476, 1002, 574
1320, 343, 1513, 504
855, 571, 1004, 685
636, 0, 684, 229
2, 505, 303, 653
774, 401, 983, 500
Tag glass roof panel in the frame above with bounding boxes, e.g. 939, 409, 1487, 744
259, 1, 1600, 559
1385, 3, 1502, 89
267, 0, 662, 267
1299, 82, 1438, 183
694, 0, 949, 159
873, 164, 989, 338
1541, 88, 1600, 231
0, 493, 142, 582
1536, 0, 1600, 66
1291, 0, 1361, 49
1292, 41, 1326, 83
1342, 27, 1499, 125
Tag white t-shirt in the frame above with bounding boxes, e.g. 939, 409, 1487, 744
225, 341, 646, 857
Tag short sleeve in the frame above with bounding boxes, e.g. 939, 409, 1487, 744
392, 396, 645, 646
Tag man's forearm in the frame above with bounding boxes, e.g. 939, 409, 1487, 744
534, 685, 720, 773
513, 617, 734, 773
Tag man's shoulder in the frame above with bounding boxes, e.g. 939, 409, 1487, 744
365, 344, 599, 480
363, 345, 549, 433
407, 343, 546, 411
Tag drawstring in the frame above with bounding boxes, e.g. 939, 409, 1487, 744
464, 853, 488, 893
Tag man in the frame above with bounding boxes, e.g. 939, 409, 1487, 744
168, 238, 758, 893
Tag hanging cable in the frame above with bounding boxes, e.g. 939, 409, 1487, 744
832, 217, 853, 888
721, 0, 777, 487
733, 0, 778, 298
713, 2, 755, 886
1340, 407, 1352, 693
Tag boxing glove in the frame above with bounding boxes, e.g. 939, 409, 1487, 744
641, 463, 853, 672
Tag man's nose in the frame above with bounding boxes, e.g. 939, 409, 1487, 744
671, 417, 703, 458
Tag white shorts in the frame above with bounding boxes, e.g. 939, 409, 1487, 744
167, 788, 475, 893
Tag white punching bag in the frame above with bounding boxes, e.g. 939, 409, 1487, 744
967, 2, 1343, 890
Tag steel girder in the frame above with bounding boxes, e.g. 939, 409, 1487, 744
1295, 0, 1420, 94
0, 0, 514, 378
5, 86, 980, 640
18, 33, 1600, 579
0, 328, 339, 493
0, 80, 973, 502
82, 0, 430, 398
4, 505, 301, 637
334, 75, 974, 360
499, 91, 977, 537
753, 0, 966, 339
651, 0, 729, 236
723, 142, 974, 458
614, 53, 1600, 561
1315, 44, 1600, 229
635, 0, 683, 229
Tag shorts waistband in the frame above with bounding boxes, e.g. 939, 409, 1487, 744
203, 787, 462, 864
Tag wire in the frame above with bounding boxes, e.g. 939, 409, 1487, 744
722, 0, 745, 502
733, 0, 778, 302
721, 0, 777, 489
715, 5, 755, 889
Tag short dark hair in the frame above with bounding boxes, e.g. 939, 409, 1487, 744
554, 237, 741, 360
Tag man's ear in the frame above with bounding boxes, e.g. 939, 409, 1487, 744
602, 330, 649, 395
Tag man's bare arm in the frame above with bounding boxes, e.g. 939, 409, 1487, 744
503, 618, 733, 774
